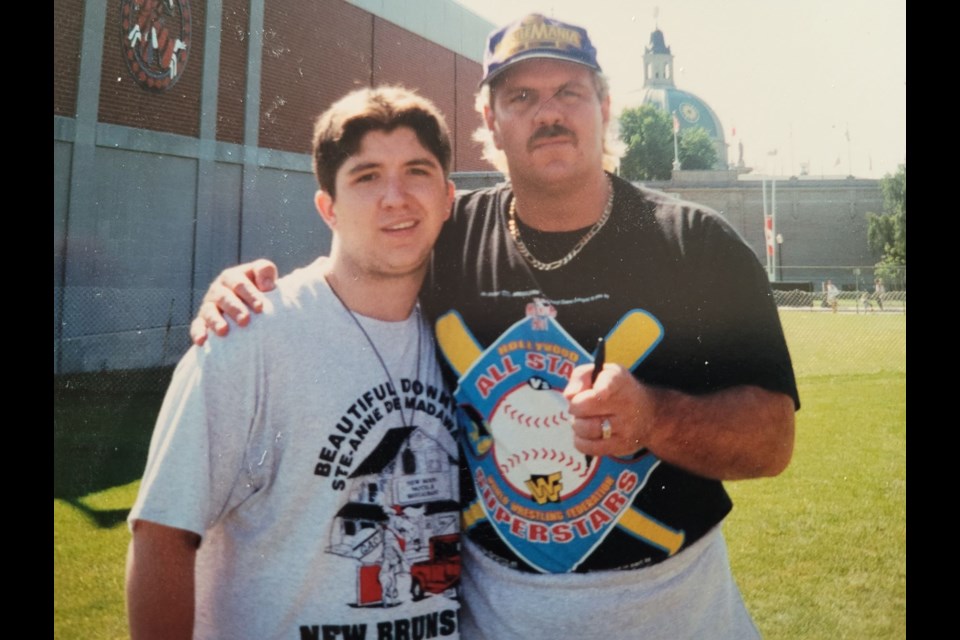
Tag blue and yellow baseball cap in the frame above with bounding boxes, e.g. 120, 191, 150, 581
481, 14, 601, 86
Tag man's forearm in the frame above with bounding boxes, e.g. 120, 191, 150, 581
568, 365, 795, 481
646, 385, 795, 481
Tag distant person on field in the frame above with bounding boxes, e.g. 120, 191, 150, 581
825, 280, 840, 313
874, 278, 885, 311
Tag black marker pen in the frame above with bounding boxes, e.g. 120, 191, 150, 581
591, 337, 605, 384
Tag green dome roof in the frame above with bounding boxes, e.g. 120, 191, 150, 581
641, 87, 725, 142
640, 28, 729, 168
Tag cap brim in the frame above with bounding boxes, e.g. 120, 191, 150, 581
481, 52, 601, 87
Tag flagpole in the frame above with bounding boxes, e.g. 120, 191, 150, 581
672, 111, 681, 171
762, 179, 772, 279
772, 179, 778, 281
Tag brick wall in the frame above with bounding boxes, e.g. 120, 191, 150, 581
54, 0, 84, 117
256, 0, 487, 171
98, 0, 205, 138
54, 0, 487, 166
372, 17, 456, 133
216, 0, 250, 144
258, 0, 373, 153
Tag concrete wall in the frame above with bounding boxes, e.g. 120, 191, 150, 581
53, 115, 490, 375
642, 174, 883, 289
54, 117, 326, 374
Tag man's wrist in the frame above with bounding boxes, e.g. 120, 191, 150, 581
636, 382, 669, 453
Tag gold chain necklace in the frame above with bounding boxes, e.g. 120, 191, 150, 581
506, 175, 615, 271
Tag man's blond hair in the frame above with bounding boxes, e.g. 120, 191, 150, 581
472, 71, 624, 176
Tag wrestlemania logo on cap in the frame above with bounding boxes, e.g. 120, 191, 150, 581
483, 14, 600, 85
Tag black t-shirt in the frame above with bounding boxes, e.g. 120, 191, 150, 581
423, 174, 798, 573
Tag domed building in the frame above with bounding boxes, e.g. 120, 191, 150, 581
635, 27, 882, 293
640, 29, 729, 169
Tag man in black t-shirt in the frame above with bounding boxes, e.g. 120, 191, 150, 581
191, 13, 798, 639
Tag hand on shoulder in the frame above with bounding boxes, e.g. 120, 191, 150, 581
190, 259, 278, 345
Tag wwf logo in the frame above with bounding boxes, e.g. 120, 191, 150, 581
525, 472, 563, 505
120, 0, 192, 91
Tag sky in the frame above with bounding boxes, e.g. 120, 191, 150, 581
454, 0, 906, 179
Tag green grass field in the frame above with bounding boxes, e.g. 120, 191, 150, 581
727, 311, 905, 638
53, 312, 906, 638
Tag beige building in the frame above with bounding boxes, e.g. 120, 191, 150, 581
643, 171, 883, 290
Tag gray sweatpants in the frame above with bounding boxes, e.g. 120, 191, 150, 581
460, 526, 761, 640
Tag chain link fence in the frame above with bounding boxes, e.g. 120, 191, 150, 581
768, 265, 906, 314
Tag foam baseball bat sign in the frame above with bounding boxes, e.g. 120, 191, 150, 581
436, 309, 663, 377
435, 311, 482, 378
435, 311, 491, 453
436, 308, 683, 558
619, 501, 685, 555
603, 309, 663, 370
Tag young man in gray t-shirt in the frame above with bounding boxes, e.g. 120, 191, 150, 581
125, 86, 461, 640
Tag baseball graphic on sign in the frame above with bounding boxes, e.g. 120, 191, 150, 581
489, 376, 595, 499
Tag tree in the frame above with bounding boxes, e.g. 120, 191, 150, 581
866, 164, 906, 286
617, 105, 673, 181
678, 127, 718, 170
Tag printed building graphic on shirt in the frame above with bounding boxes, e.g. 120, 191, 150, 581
327, 426, 460, 607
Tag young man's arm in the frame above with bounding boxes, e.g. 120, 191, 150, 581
126, 519, 201, 640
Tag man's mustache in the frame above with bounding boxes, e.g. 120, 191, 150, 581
527, 125, 577, 151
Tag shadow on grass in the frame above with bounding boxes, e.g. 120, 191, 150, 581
54, 367, 173, 506
61, 496, 132, 528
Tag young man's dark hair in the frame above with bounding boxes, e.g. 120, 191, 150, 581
313, 86, 453, 196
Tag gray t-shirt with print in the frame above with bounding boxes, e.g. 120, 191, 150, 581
130, 258, 462, 640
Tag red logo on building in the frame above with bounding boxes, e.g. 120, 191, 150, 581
121, 0, 192, 91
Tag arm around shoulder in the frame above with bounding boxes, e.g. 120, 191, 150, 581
126, 519, 201, 640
